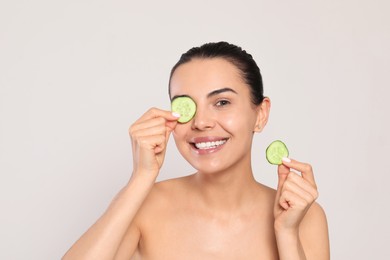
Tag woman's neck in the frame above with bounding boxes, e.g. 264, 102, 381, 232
191, 160, 260, 212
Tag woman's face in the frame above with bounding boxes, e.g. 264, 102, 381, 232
170, 58, 268, 174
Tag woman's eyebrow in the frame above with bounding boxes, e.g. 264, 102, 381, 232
171, 88, 237, 101
207, 87, 237, 98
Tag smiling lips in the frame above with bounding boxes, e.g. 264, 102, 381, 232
195, 139, 227, 149
190, 137, 228, 153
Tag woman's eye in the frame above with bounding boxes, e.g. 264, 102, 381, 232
216, 100, 230, 107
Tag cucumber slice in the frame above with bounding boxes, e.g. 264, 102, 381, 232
171, 96, 197, 123
266, 140, 289, 165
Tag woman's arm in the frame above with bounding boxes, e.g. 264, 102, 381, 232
299, 202, 330, 259
62, 108, 180, 260
62, 174, 154, 260
275, 202, 329, 260
274, 159, 330, 260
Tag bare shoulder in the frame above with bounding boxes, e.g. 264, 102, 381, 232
304, 202, 327, 221
116, 176, 193, 259
156, 174, 193, 189
255, 182, 278, 203
301, 202, 328, 231
134, 175, 193, 219
151, 175, 192, 200
300, 202, 330, 259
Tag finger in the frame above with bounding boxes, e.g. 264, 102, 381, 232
286, 172, 319, 199
279, 189, 309, 211
275, 163, 291, 208
283, 174, 318, 204
277, 163, 290, 191
281, 158, 317, 188
165, 123, 177, 143
130, 117, 178, 142
165, 120, 178, 132
132, 125, 174, 155
135, 107, 180, 125
131, 117, 166, 135
136, 134, 166, 154
131, 114, 175, 132
132, 125, 166, 141
133, 121, 177, 147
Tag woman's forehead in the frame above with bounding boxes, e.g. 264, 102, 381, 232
169, 58, 246, 97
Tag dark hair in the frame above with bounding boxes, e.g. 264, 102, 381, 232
168, 41, 264, 105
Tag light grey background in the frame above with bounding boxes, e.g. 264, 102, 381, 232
1, 0, 389, 259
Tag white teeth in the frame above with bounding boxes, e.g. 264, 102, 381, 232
195, 139, 227, 149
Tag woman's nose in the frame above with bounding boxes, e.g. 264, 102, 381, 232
191, 106, 215, 131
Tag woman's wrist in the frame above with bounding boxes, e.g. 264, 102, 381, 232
274, 220, 299, 236
274, 226, 306, 260
130, 168, 159, 183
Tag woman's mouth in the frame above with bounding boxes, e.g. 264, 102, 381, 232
194, 139, 227, 150
190, 137, 229, 154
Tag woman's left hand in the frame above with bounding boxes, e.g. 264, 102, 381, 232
273, 158, 319, 233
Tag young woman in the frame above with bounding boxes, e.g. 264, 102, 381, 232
63, 42, 330, 259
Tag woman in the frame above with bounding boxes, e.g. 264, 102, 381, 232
63, 42, 330, 259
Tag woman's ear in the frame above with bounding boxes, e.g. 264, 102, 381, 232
254, 97, 271, 133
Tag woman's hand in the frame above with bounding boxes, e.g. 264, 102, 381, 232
273, 158, 319, 233
129, 108, 180, 178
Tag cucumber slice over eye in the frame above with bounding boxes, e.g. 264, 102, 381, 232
266, 140, 289, 165
171, 96, 197, 123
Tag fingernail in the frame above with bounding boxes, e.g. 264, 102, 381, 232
172, 112, 181, 118
282, 157, 291, 163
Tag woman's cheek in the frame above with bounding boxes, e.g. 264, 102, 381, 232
220, 110, 256, 137
218, 112, 242, 130
172, 124, 189, 149
172, 126, 181, 144
172, 122, 186, 135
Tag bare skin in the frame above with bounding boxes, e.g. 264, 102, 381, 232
126, 176, 280, 260
63, 58, 330, 260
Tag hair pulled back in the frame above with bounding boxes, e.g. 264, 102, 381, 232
169, 41, 264, 105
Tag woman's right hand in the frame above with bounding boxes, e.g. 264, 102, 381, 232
129, 108, 180, 179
